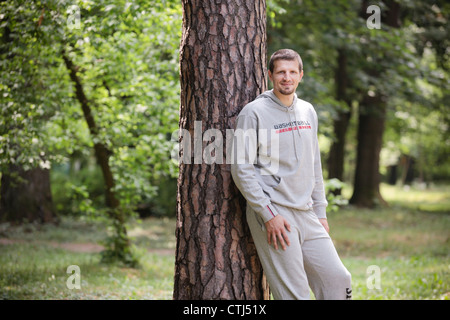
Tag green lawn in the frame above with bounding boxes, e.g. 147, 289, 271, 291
0, 184, 449, 300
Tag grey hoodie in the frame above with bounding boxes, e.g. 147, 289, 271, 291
230, 90, 328, 222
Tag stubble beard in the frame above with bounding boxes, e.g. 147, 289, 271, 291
277, 86, 295, 96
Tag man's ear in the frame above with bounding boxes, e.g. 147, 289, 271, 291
268, 70, 273, 82
299, 69, 304, 81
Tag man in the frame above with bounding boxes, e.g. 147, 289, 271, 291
231, 49, 352, 300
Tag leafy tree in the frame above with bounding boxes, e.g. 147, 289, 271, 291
0, 0, 182, 264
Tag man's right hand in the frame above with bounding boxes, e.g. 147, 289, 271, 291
265, 215, 291, 251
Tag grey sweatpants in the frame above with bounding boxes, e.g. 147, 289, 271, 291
247, 204, 352, 300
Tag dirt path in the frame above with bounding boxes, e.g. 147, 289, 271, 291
0, 238, 174, 255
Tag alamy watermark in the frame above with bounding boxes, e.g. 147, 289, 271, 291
170, 121, 282, 175
366, 5, 381, 29
66, 265, 81, 289
366, 265, 382, 290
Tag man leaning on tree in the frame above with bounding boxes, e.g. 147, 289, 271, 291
231, 49, 352, 300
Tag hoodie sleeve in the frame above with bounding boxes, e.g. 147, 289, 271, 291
230, 114, 280, 222
311, 110, 328, 219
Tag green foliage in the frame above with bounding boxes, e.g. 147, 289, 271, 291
324, 178, 349, 212
100, 219, 139, 268
1, 0, 182, 181
1, 0, 182, 263
0, 0, 71, 170
147, 176, 177, 218
51, 160, 105, 217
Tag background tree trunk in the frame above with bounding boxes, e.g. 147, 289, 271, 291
62, 51, 131, 262
350, 0, 400, 207
174, 0, 269, 300
62, 52, 121, 214
327, 48, 351, 193
0, 165, 56, 224
350, 95, 387, 207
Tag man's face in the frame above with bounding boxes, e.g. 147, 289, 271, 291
269, 59, 303, 96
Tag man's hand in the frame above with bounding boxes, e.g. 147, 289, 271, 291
319, 218, 329, 233
265, 215, 291, 251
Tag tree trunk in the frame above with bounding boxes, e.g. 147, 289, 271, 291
350, 0, 400, 207
327, 48, 351, 191
174, 0, 269, 300
0, 165, 56, 224
350, 95, 387, 207
62, 52, 120, 213
62, 51, 131, 261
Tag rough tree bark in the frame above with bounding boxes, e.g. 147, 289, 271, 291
173, 0, 269, 300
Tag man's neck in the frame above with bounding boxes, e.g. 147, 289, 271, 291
273, 90, 294, 107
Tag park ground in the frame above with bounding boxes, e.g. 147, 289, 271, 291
0, 184, 448, 300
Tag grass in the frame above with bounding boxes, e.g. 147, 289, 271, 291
0, 218, 176, 300
333, 183, 450, 300
0, 184, 449, 300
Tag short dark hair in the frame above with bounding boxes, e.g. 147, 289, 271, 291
268, 49, 303, 73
